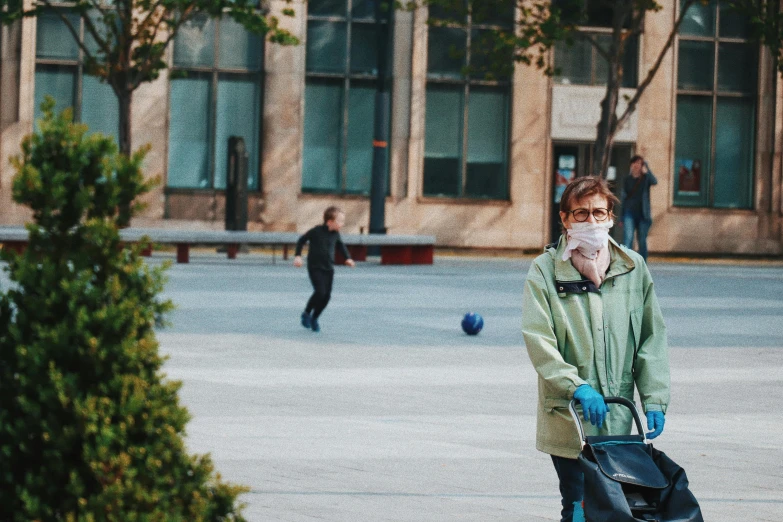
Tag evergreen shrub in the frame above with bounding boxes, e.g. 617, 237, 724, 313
0, 98, 248, 521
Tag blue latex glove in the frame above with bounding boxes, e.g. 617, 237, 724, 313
573, 384, 609, 428
646, 411, 665, 440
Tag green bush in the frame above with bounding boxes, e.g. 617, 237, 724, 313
0, 98, 248, 521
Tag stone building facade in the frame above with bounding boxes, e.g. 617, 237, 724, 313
0, 0, 781, 255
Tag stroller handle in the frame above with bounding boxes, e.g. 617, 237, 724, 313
569, 396, 647, 446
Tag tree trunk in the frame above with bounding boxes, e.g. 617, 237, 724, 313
117, 89, 132, 157
591, 2, 630, 178
593, 82, 619, 178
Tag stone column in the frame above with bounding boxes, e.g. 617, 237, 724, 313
260, 0, 307, 232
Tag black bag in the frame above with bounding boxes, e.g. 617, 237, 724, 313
570, 397, 704, 522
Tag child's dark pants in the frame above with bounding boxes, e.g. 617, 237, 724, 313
306, 268, 334, 320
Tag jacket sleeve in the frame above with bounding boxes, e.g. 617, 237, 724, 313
522, 262, 586, 398
646, 163, 658, 186
294, 228, 311, 257
633, 263, 670, 414
336, 235, 350, 261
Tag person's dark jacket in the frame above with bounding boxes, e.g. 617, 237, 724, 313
621, 165, 658, 222
295, 225, 350, 271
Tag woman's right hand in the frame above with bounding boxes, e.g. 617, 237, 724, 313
573, 384, 609, 428
293, 256, 303, 267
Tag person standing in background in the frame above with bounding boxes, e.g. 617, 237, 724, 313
622, 155, 658, 261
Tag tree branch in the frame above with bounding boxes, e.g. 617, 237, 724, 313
615, 0, 699, 132
131, 5, 195, 90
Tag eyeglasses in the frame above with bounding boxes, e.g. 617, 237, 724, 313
566, 208, 611, 222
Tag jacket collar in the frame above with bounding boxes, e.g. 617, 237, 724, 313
552, 234, 636, 284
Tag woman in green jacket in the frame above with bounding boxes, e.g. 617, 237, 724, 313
522, 176, 669, 522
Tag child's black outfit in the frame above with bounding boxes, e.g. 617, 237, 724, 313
295, 225, 351, 330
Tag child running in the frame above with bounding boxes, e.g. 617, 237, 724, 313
294, 206, 355, 332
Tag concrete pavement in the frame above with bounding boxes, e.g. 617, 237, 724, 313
153, 253, 783, 521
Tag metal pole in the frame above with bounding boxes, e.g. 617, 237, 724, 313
369, 0, 391, 237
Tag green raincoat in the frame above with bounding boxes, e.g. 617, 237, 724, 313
522, 235, 669, 459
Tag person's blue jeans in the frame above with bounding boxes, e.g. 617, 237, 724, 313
551, 455, 584, 522
622, 212, 652, 260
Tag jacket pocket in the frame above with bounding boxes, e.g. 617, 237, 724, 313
544, 397, 571, 412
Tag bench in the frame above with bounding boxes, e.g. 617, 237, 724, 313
0, 227, 435, 265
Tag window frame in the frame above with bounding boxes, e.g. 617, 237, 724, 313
168, 15, 265, 192
674, 1, 758, 209
303, 0, 390, 195
423, 6, 513, 201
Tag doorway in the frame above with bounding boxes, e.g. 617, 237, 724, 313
551, 143, 632, 244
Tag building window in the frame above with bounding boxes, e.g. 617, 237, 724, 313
423, 5, 513, 199
674, 1, 756, 209
553, 32, 638, 87
550, 0, 639, 87
168, 16, 263, 190
302, 0, 388, 195
34, 9, 119, 138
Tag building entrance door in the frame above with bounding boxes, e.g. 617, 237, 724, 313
551, 143, 633, 244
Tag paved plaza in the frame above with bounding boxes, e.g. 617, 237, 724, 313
152, 252, 783, 521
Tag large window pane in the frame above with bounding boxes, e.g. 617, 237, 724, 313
680, 1, 715, 37
81, 74, 119, 138
215, 75, 261, 190
593, 33, 613, 87
34, 66, 76, 123
168, 75, 211, 188
350, 22, 377, 75
36, 10, 80, 60
351, 0, 375, 19
85, 9, 119, 57
471, 0, 515, 27
719, 2, 751, 38
219, 18, 261, 70
174, 17, 216, 68
674, 96, 712, 206
427, 26, 466, 78
554, 38, 591, 85
303, 80, 342, 191
345, 84, 375, 194
621, 34, 639, 88
423, 85, 462, 197
466, 87, 508, 199
714, 98, 754, 208
308, 0, 346, 17
470, 29, 512, 81
677, 40, 714, 91
718, 43, 756, 93
306, 21, 347, 73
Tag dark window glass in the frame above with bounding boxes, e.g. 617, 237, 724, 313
309, 0, 346, 17
717, 43, 757, 93
427, 26, 466, 78
677, 40, 714, 91
306, 21, 347, 73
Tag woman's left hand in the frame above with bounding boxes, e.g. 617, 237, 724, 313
645, 411, 665, 439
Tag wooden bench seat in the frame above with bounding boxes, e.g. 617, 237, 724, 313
0, 227, 436, 265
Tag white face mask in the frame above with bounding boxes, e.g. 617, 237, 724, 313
562, 220, 614, 261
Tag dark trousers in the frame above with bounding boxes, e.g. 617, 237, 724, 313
622, 211, 652, 261
551, 455, 584, 522
305, 268, 334, 320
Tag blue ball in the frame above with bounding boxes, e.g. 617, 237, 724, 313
461, 312, 484, 335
